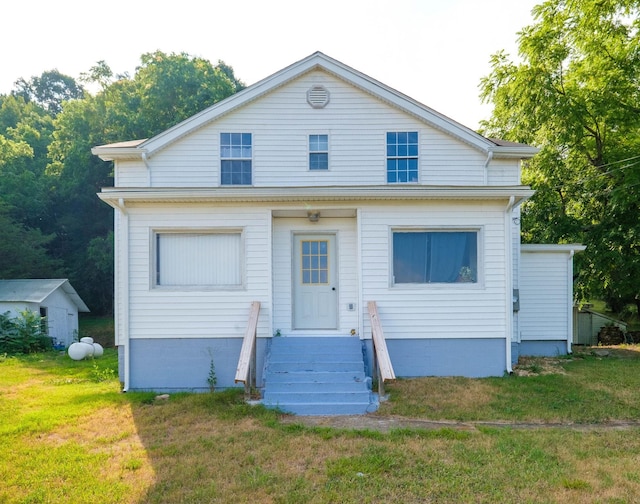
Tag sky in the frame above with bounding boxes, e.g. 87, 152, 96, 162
3, 0, 539, 130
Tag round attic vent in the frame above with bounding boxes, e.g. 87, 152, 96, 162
307, 85, 330, 108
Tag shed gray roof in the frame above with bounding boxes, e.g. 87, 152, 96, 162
0, 279, 90, 312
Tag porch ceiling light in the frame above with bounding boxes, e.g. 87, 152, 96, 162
307, 211, 320, 222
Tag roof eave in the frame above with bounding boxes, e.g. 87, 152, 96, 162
98, 185, 535, 206
521, 244, 586, 253
490, 146, 540, 159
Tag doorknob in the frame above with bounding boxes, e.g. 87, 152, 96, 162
332, 287, 336, 291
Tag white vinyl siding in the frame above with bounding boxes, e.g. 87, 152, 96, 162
360, 201, 508, 340
122, 204, 271, 339
519, 251, 569, 341
487, 158, 521, 185
140, 71, 492, 188
155, 232, 242, 287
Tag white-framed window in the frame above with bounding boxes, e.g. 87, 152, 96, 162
392, 229, 479, 284
153, 230, 243, 288
221, 133, 252, 185
387, 131, 418, 183
309, 134, 329, 170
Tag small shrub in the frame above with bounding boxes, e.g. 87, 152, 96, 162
91, 361, 117, 382
0, 310, 52, 354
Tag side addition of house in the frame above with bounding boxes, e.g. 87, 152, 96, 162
92, 52, 582, 407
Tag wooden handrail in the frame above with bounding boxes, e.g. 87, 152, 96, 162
234, 301, 261, 398
367, 301, 396, 396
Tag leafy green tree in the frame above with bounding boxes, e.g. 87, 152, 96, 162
0, 201, 64, 278
480, 0, 640, 311
47, 51, 244, 314
0, 95, 56, 229
13, 70, 84, 115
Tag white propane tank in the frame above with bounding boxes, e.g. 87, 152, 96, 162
68, 342, 87, 360
92, 343, 104, 357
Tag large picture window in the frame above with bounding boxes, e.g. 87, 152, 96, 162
393, 230, 478, 284
155, 232, 242, 287
221, 133, 252, 185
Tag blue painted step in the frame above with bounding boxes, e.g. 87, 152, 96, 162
262, 337, 378, 416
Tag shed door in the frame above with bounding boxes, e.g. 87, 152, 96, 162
293, 234, 338, 330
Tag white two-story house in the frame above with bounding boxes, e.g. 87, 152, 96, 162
93, 52, 583, 398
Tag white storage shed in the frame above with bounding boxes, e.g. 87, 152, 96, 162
0, 279, 90, 348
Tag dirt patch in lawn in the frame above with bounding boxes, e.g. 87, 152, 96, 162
279, 414, 640, 433
512, 356, 569, 376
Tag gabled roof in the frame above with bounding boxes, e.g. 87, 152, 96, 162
0, 279, 90, 312
92, 51, 538, 161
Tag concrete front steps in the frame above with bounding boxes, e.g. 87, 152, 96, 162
262, 337, 378, 415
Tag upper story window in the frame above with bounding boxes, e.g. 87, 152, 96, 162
221, 133, 252, 185
387, 131, 418, 183
392, 230, 478, 284
309, 134, 328, 170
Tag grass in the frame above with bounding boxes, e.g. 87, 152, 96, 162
378, 346, 640, 423
2, 348, 640, 503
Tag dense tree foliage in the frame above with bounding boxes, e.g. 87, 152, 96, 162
0, 52, 244, 314
13, 70, 84, 115
480, 0, 640, 312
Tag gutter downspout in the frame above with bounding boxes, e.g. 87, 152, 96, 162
483, 150, 493, 185
115, 198, 130, 392
141, 152, 151, 186
505, 196, 515, 374
567, 250, 575, 355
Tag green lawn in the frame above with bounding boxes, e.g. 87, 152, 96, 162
2, 347, 640, 503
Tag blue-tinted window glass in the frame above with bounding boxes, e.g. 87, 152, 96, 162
310, 153, 328, 170
393, 231, 477, 284
221, 133, 252, 185
309, 135, 329, 170
386, 131, 418, 184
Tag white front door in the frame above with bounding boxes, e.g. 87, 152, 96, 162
293, 234, 338, 330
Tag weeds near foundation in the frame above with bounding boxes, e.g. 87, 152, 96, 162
206, 348, 217, 392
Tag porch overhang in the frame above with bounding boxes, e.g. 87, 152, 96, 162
98, 185, 534, 209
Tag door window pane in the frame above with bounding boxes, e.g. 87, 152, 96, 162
301, 239, 330, 284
